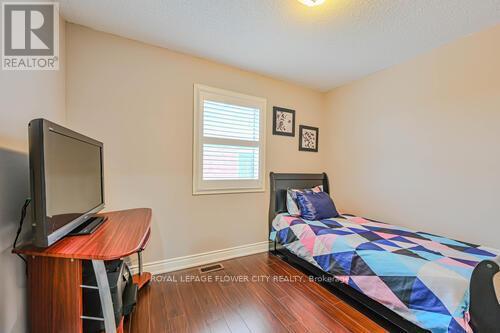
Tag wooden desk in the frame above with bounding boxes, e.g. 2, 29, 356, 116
13, 208, 152, 333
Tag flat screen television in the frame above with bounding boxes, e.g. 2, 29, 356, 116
29, 119, 105, 247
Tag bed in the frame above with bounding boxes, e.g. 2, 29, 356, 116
268, 173, 500, 333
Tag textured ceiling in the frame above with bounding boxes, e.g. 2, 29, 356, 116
59, 0, 500, 91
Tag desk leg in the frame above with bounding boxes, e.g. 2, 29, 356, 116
138, 250, 143, 275
92, 260, 117, 333
133, 250, 152, 289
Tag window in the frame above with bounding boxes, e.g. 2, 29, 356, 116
193, 84, 266, 194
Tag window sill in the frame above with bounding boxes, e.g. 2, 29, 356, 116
192, 188, 265, 195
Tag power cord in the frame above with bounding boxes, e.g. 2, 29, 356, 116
12, 198, 32, 265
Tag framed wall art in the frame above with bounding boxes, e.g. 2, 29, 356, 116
272, 106, 295, 137
299, 125, 319, 152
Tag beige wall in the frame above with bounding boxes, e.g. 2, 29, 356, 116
65, 24, 326, 263
0, 19, 66, 333
324, 24, 500, 248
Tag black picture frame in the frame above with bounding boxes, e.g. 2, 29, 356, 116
299, 125, 319, 152
272, 106, 295, 137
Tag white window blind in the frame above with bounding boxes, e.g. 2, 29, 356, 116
193, 85, 266, 194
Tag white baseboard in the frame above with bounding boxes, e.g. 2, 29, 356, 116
130, 241, 269, 275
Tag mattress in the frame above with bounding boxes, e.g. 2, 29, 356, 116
270, 214, 499, 333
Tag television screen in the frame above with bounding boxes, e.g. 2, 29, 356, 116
45, 130, 103, 231
29, 119, 104, 247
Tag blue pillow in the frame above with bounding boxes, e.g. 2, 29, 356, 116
286, 185, 323, 216
296, 191, 339, 220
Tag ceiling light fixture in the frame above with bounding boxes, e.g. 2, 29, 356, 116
297, 0, 325, 7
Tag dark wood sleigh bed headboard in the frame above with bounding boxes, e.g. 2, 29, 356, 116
268, 172, 329, 233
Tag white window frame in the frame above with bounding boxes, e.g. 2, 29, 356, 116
193, 84, 267, 195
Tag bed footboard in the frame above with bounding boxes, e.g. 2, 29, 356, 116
469, 256, 500, 332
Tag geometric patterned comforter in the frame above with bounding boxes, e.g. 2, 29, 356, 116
270, 214, 499, 333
